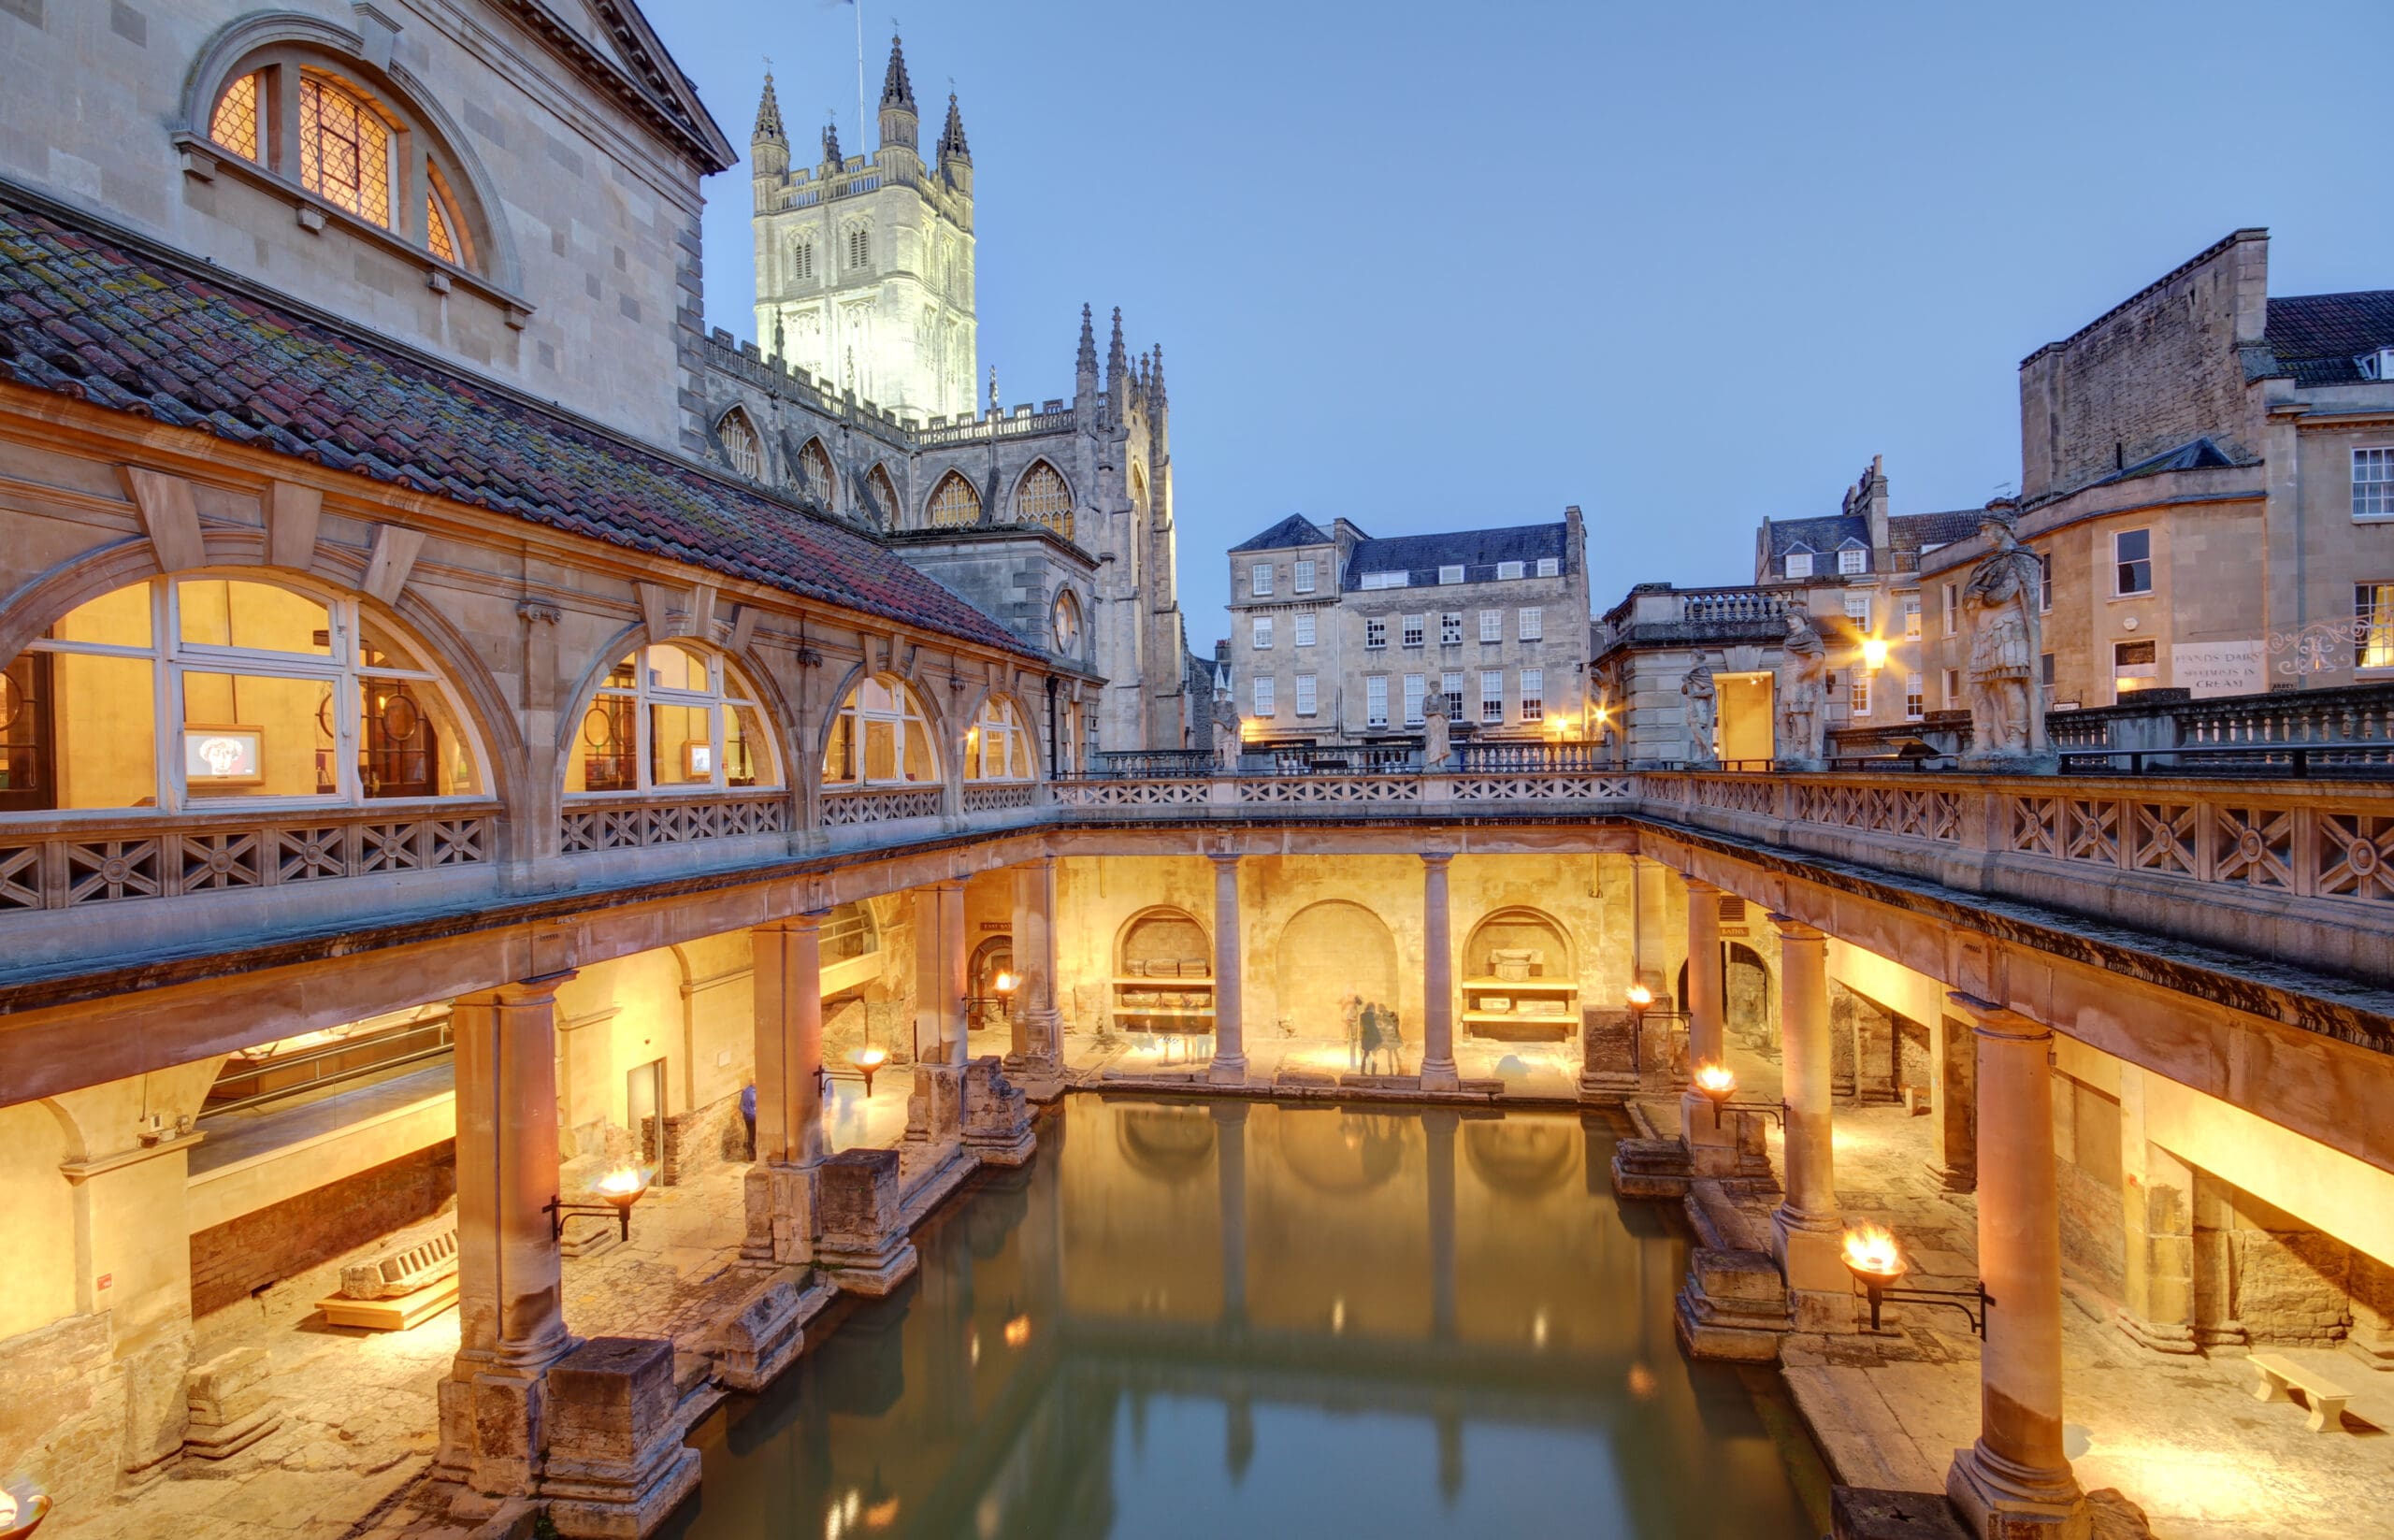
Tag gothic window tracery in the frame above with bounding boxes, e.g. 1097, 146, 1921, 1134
865, 464, 900, 529
1013, 461, 1073, 540
789, 235, 815, 283
717, 408, 764, 481
928, 470, 981, 527
797, 439, 835, 506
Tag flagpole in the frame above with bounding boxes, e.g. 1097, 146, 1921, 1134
854, 1, 865, 161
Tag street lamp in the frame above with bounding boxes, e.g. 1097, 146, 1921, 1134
1861, 637, 1890, 671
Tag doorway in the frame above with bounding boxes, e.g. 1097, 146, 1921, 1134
627, 1058, 665, 1168
1715, 671, 1774, 764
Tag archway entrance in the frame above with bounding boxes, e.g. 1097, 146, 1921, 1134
1275, 900, 1400, 1069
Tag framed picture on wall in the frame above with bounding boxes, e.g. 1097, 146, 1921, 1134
684, 741, 714, 777
183, 725, 265, 787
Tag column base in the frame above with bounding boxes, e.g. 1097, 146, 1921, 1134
812, 1147, 918, 1296
1578, 1069, 1637, 1103
700, 1271, 809, 1392
1682, 1091, 1738, 1178
1946, 1442, 2089, 1540
1207, 1054, 1248, 1086
542, 1337, 705, 1540
2112, 1309, 2200, 1355
1420, 1058, 1461, 1093
1673, 1247, 1791, 1362
962, 1057, 1037, 1166
740, 1160, 818, 1266
1773, 1207, 1854, 1301
1926, 1159, 1979, 1195
1609, 1136, 1695, 1200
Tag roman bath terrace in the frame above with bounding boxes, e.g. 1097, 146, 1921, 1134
5, 4, 2394, 1539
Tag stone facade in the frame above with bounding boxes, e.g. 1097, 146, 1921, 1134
1224, 511, 1593, 747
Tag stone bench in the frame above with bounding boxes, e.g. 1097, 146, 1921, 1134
317, 1224, 459, 1331
2251, 1352, 2351, 1432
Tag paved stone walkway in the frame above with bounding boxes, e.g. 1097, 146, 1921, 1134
1678, 1037, 2394, 1540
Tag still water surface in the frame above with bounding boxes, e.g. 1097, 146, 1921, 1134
671, 1098, 1823, 1539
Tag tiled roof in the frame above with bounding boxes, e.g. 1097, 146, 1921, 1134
1341, 522, 1567, 589
1762, 514, 1867, 560
0, 190, 1038, 659
1886, 509, 1983, 553
1229, 512, 1333, 553
2264, 291, 2394, 388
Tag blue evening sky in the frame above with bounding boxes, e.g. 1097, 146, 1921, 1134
649, 0, 2394, 646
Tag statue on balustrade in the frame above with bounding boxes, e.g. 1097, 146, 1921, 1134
1680, 652, 1718, 768
1209, 696, 1240, 770
1961, 497, 2053, 769
1422, 698, 1452, 768
1775, 616, 1826, 770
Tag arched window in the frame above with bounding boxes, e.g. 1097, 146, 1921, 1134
0, 576, 485, 812
927, 470, 981, 527
864, 464, 900, 529
845, 223, 872, 270
1051, 589, 1084, 659
789, 235, 815, 283
204, 56, 481, 273
1013, 461, 1073, 540
823, 675, 936, 786
797, 439, 834, 507
566, 643, 780, 796
717, 408, 763, 481
966, 695, 1032, 781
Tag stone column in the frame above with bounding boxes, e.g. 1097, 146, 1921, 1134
1011, 856, 1062, 1072
937, 879, 969, 1063
1770, 917, 1848, 1330
2114, 1064, 2198, 1354
1930, 1009, 1980, 1193
1425, 1108, 1460, 1339
1947, 995, 2088, 1540
1680, 875, 1732, 1172
441, 974, 576, 1496
1215, 1101, 1248, 1325
1420, 854, 1459, 1091
1207, 854, 1247, 1084
744, 915, 824, 1267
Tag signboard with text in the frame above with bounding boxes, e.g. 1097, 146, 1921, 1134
2171, 640, 2265, 698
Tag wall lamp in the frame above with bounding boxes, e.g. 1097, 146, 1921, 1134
1841, 1224, 1991, 1336
547, 1166, 653, 1245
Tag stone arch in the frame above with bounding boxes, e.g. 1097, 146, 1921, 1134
795, 436, 835, 508
1674, 940, 1774, 1042
1116, 905, 1208, 977
714, 406, 765, 482
926, 468, 981, 527
1275, 900, 1398, 1045
555, 627, 792, 799
0, 561, 520, 813
1460, 906, 1575, 984
862, 463, 901, 530
816, 667, 946, 787
1011, 458, 1073, 540
180, 11, 522, 289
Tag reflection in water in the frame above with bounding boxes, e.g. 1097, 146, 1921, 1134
670, 1100, 1822, 1540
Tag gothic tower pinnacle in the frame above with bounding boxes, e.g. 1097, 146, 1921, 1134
878, 34, 917, 151
750, 70, 788, 192
938, 92, 973, 195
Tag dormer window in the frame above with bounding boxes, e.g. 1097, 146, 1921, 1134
1438, 565, 1464, 584
1785, 550, 1814, 579
1838, 546, 1868, 575
2358, 347, 2394, 381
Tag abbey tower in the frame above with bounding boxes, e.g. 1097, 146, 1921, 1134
749, 36, 977, 422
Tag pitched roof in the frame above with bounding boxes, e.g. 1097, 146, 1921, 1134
2084, 435, 2240, 487
1342, 522, 1567, 589
1886, 509, 1983, 554
0, 189, 1039, 659
1229, 513, 1332, 553
1762, 514, 1867, 560
2264, 291, 2394, 387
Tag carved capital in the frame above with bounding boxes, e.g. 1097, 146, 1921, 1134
516, 600, 563, 626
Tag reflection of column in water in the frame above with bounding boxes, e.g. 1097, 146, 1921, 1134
1435, 1395, 1464, 1506
1224, 1390, 1255, 1485
1424, 1108, 1459, 1340
1214, 1101, 1248, 1325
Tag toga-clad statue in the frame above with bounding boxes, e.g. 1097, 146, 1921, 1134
1775, 615, 1826, 768
1962, 497, 2049, 764
1680, 652, 1719, 767
1422, 698, 1452, 768
1209, 697, 1240, 770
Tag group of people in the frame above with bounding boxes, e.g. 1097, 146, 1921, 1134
1339, 992, 1406, 1074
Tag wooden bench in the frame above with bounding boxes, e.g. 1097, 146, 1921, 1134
2251, 1352, 2352, 1432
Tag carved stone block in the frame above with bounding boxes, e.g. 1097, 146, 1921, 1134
541, 1336, 699, 1539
